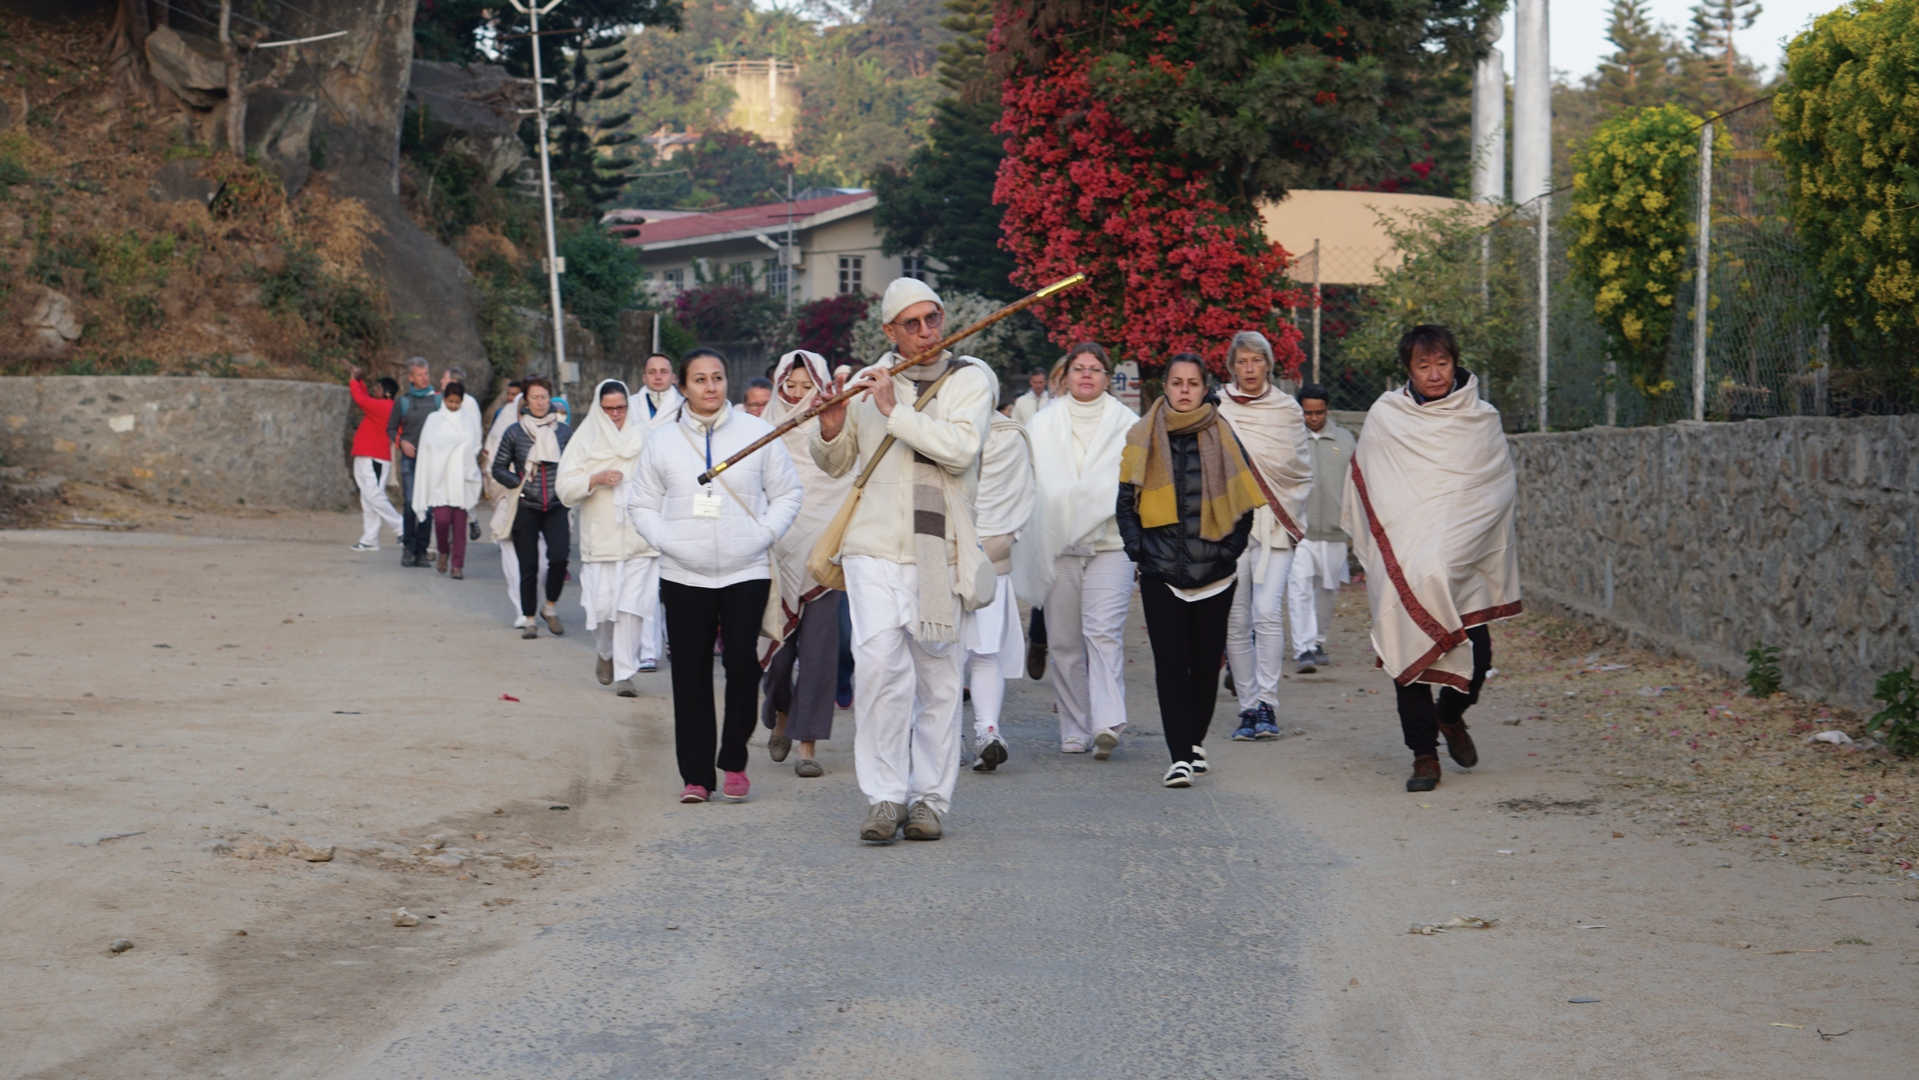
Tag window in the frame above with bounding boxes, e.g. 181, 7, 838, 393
838, 255, 863, 295
729, 262, 752, 287
662, 267, 685, 292
763, 257, 789, 298
900, 254, 927, 281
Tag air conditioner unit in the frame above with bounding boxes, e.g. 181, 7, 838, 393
778, 246, 803, 268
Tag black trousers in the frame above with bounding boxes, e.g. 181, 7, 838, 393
510, 503, 569, 617
1140, 575, 1236, 763
1395, 625, 1492, 756
399, 457, 427, 558
663, 578, 769, 790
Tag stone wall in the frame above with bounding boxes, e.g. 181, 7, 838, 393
0, 376, 354, 510
1509, 416, 1918, 708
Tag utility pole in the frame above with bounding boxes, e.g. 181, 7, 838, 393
510, 0, 568, 389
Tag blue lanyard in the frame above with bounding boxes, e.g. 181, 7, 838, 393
704, 425, 713, 470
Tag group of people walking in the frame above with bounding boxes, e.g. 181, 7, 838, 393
344, 274, 1521, 842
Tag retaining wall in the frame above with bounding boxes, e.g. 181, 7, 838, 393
0, 376, 354, 510
1508, 416, 1918, 708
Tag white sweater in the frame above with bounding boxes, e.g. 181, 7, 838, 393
627, 403, 802, 588
809, 355, 995, 565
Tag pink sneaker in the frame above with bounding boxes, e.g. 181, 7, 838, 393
720, 770, 750, 801
679, 784, 708, 804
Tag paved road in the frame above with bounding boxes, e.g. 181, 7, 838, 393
351, 546, 1329, 1078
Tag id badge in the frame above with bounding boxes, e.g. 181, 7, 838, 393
692, 487, 724, 519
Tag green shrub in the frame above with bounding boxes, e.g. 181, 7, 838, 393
258, 243, 388, 362
1744, 643, 1784, 697
1867, 666, 1919, 757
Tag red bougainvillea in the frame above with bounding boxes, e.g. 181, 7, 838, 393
991, 45, 1306, 378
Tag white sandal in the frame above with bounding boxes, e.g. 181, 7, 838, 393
1162, 761, 1194, 788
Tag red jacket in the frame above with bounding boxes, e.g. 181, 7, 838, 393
349, 378, 394, 461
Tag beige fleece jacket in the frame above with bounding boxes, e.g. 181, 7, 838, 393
809, 354, 995, 565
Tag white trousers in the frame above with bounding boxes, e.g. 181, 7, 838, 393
846, 557, 965, 814
1044, 550, 1133, 746
1287, 539, 1345, 653
592, 615, 656, 680
1226, 547, 1293, 711
500, 536, 548, 617
353, 457, 402, 547
963, 574, 1022, 742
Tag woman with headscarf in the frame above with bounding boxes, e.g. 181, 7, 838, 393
491, 377, 574, 639
409, 381, 484, 578
756, 349, 852, 778
558, 379, 661, 695
1118, 354, 1260, 787
1013, 341, 1139, 760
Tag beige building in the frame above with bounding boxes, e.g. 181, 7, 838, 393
607, 191, 932, 307
1259, 189, 1497, 286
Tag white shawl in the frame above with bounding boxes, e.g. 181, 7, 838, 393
557, 379, 654, 563
1012, 392, 1137, 606
976, 415, 1035, 538
640, 385, 685, 429
1341, 373, 1522, 690
410, 404, 482, 518
1216, 385, 1314, 571
761, 350, 853, 658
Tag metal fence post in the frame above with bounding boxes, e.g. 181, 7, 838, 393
1692, 120, 1713, 422
1536, 195, 1549, 431
1311, 238, 1322, 385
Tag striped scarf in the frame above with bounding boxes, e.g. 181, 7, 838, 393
1119, 397, 1264, 541
908, 361, 960, 642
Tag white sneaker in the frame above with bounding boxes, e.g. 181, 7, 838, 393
1190, 745, 1209, 775
1162, 761, 1194, 788
349, 541, 378, 552
512, 614, 529, 629
1092, 728, 1119, 761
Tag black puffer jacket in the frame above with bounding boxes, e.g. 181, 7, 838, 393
1116, 422, 1254, 589
492, 420, 574, 511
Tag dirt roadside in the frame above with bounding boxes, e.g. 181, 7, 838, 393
0, 518, 688, 1079
2, 511, 1914, 1078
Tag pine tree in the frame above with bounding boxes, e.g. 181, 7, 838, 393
1594, 0, 1676, 109
1688, 0, 1763, 91
548, 43, 645, 215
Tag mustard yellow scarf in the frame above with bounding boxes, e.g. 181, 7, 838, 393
1120, 397, 1263, 541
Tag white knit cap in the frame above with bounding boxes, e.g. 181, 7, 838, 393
880, 277, 943, 325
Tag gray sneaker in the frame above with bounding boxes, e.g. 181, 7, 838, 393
596, 656, 614, 685
903, 800, 943, 841
615, 678, 638, 698
1294, 652, 1318, 675
1314, 645, 1330, 666
860, 801, 905, 844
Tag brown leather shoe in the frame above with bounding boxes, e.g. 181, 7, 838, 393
435, 552, 449, 574
1437, 719, 1479, 768
543, 610, 564, 635
1406, 755, 1441, 792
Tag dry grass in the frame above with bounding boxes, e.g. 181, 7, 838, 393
1498, 613, 1917, 878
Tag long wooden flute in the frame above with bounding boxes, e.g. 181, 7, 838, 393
696, 272, 1086, 485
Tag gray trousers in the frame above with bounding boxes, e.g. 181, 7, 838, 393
761, 591, 843, 743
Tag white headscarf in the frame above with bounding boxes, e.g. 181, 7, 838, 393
564, 378, 649, 474
759, 349, 854, 660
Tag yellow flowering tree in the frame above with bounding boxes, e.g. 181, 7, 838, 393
1568, 104, 1721, 397
1772, 0, 1919, 352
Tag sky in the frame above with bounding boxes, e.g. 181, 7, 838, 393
1493, 0, 1845, 84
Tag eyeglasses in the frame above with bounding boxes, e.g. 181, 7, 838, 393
603, 405, 628, 413
893, 310, 944, 335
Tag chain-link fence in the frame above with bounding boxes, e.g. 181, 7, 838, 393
1303, 99, 1916, 431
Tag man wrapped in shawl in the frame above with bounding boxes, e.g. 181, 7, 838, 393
1342, 325, 1521, 792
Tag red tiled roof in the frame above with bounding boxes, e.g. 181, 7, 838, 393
616, 192, 871, 247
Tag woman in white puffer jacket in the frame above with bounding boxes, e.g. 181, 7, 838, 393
627, 349, 803, 805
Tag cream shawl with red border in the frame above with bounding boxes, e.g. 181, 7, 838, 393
1341, 374, 1522, 689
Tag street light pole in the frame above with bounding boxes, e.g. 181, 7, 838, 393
510, 0, 568, 389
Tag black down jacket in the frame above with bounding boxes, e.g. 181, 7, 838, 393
492, 420, 574, 512
1116, 423, 1254, 589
